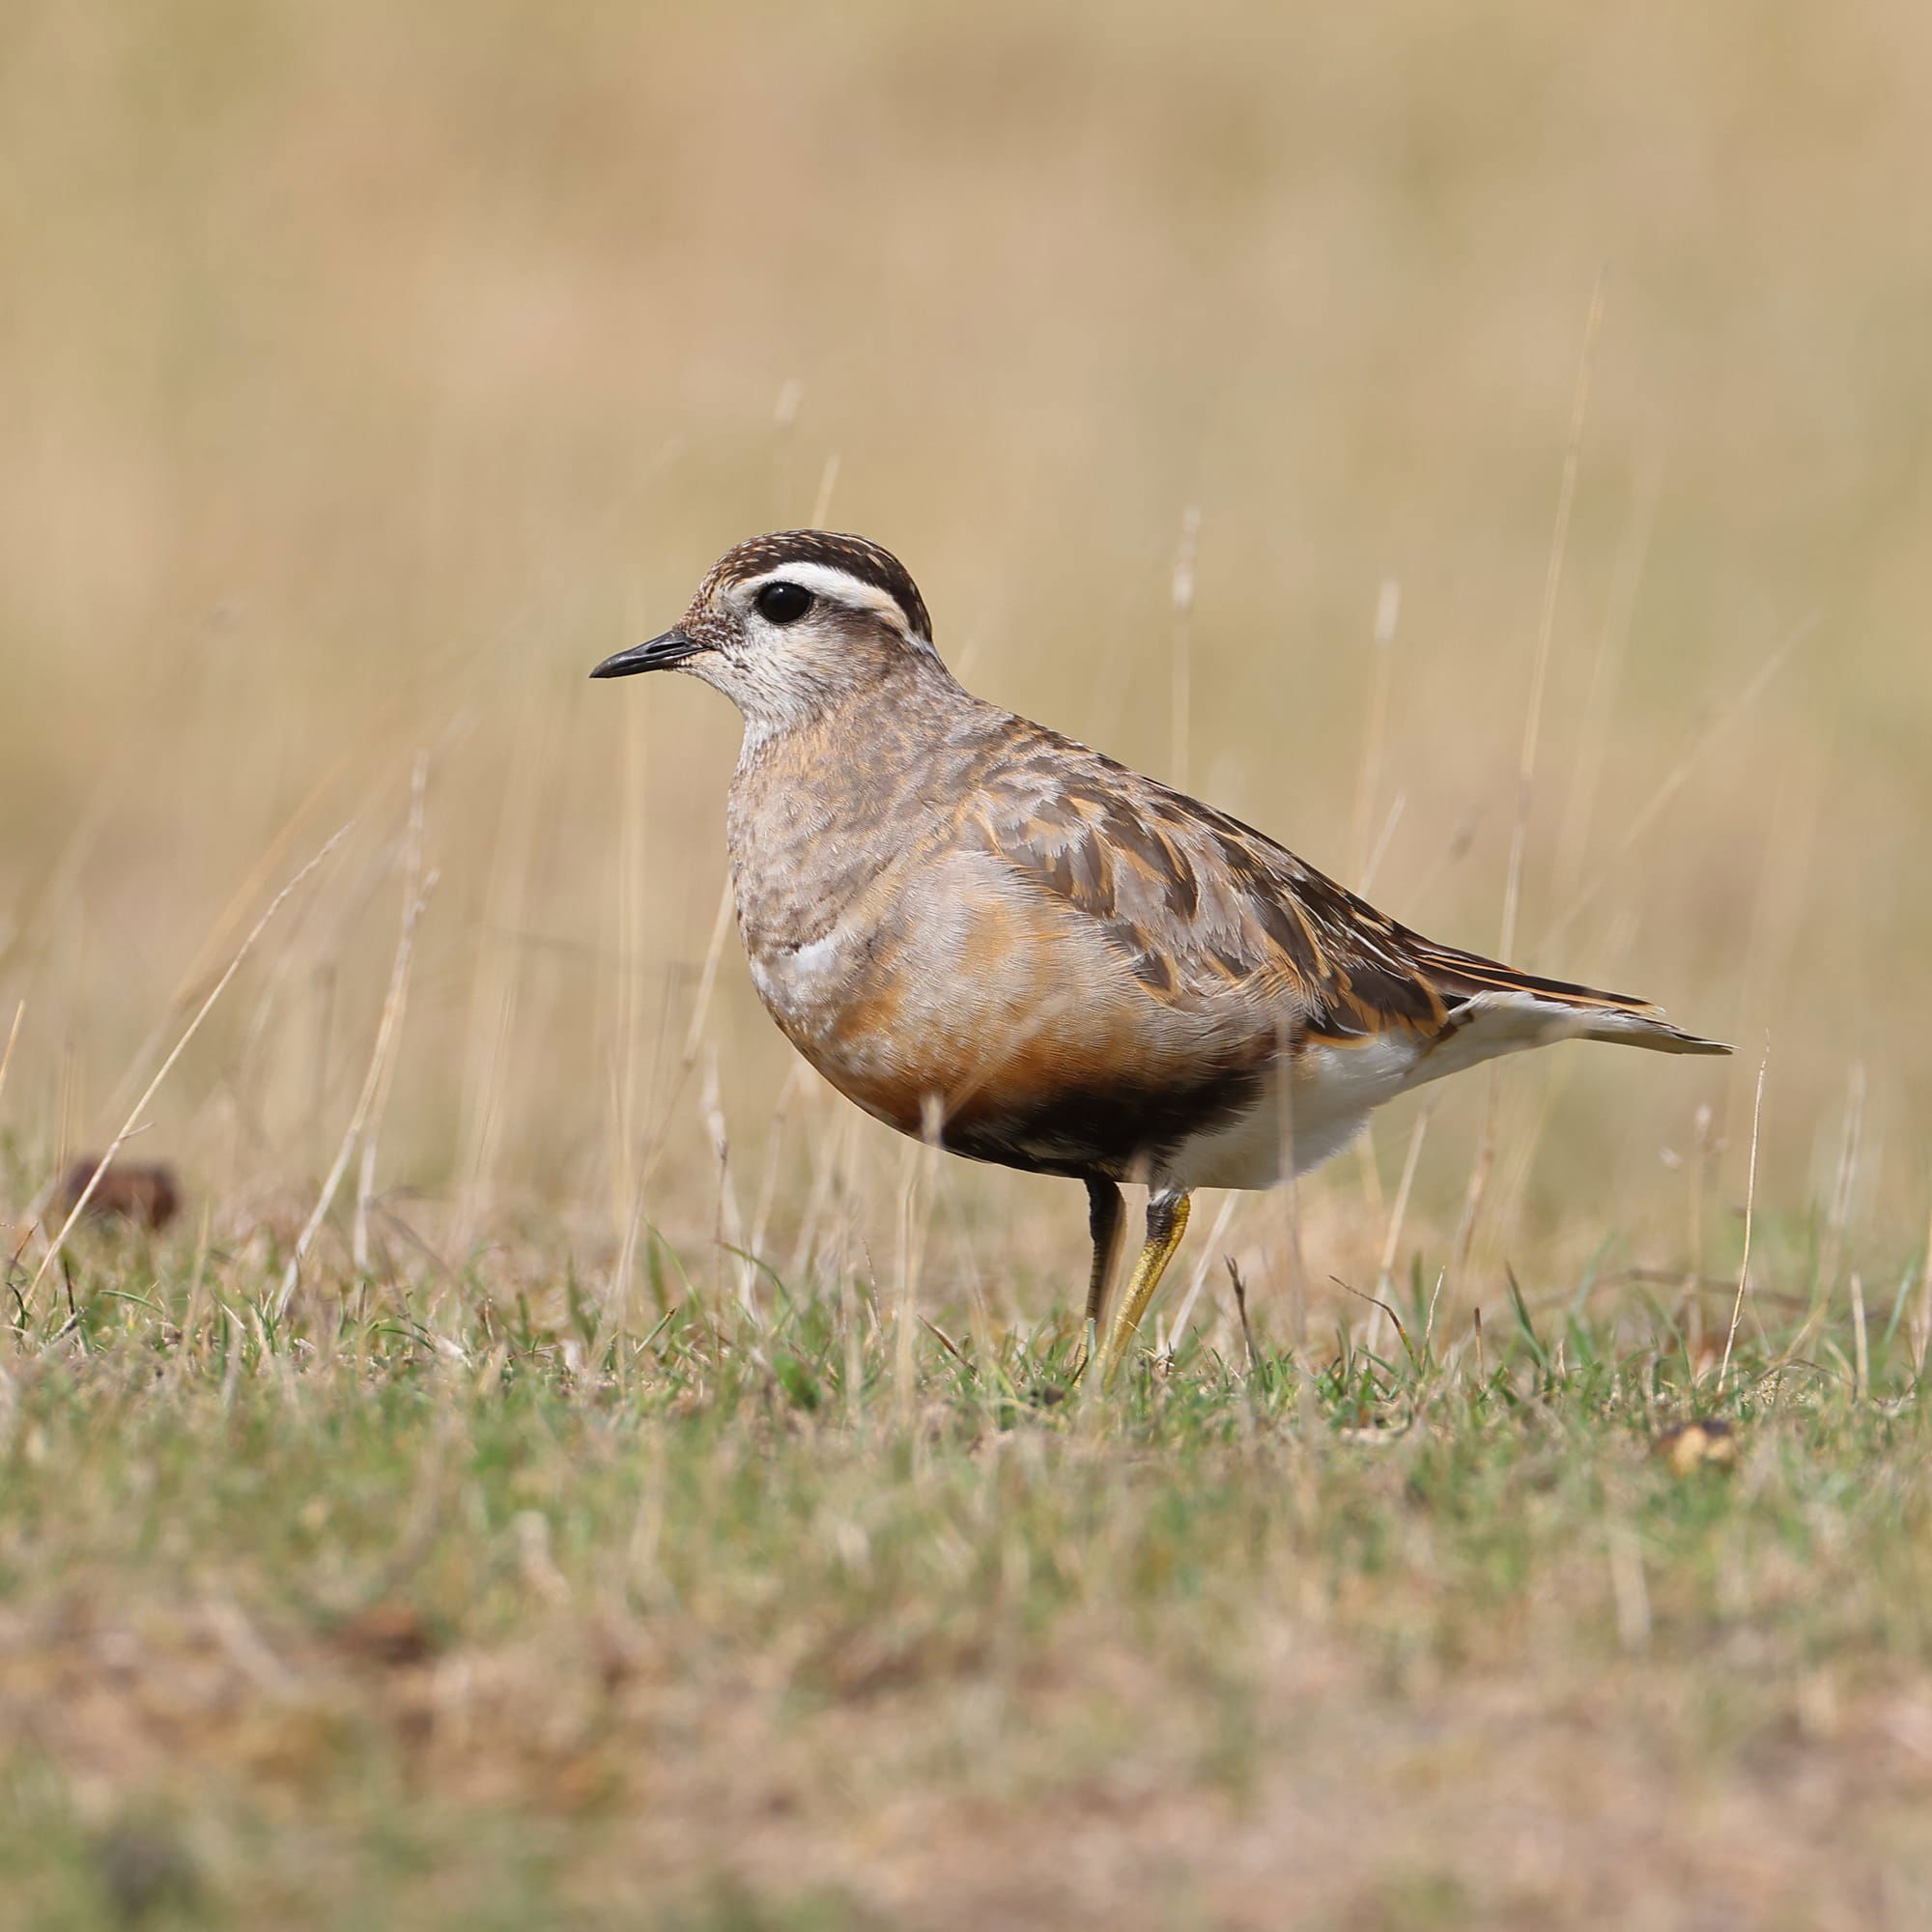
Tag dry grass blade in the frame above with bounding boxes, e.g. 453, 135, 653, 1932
1542, 621, 1812, 946
1500, 268, 1605, 963
1171, 504, 1202, 793
277, 774, 436, 1318
1226, 1255, 1259, 1373
355, 759, 434, 1273
1334, 1274, 1410, 1351
1351, 578, 1403, 882
27, 826, 352, 1305
0, 1001, 22, 1120
810, 451, 842, 527
1719, 1044, 1771, 1388
1554, 455, 1662, 895
1164, 1191, 1238, 1352
1917, 1191, 1932, 1378
1456, 277, 1605, 1290
1379, 1106, 1430, 1289
630, 877, 737, 1202
95, 736, 384, 1132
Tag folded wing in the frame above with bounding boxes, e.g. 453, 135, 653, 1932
968, 718, 1730, 1068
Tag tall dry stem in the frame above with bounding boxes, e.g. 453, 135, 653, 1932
31, 826, 351, 1306
276, 774, 435, 1318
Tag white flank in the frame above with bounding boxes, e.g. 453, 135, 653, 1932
748, 930, 848, 1031
1169, 990, 1693, 1191
1170, 1035, 1419, 1189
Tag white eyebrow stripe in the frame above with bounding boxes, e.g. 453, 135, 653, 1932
738, 561, 936, 653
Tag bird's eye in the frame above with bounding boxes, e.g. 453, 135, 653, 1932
754, 582, 813, 626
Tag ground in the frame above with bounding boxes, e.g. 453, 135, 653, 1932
2, 1224, 1927, 1929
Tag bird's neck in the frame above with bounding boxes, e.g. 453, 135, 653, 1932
724, 657, 981, 950
731, 649, 969, 769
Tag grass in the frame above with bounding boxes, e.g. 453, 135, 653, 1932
3, 1209, 1930, 1928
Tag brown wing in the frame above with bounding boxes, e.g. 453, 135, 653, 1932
962, 714, 1716, 1052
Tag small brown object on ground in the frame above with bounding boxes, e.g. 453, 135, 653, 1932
1656, 1419, 1738, 1476
332, 1602, 437, 1669
56, 1156, 182, 1233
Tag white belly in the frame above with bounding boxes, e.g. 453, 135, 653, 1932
1165, 989, 1624, 1190
1167, 1036, 1420, 1189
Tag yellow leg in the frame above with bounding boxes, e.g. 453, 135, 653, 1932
1074, 1179, 1126, 1379
1097, 1190, 1191, 1387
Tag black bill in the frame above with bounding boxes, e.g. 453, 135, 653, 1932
588, 629, 703, 679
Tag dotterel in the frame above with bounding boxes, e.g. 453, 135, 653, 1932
592, 530, 1728, 1383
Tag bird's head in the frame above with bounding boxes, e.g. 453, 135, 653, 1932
591, 530, 940, 735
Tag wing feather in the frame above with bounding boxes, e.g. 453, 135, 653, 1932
962, 715, 1728, 1058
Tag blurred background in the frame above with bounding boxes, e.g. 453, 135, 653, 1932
3, 0, 1927, 1321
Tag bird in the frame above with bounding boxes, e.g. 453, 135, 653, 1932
592, 530, 1729, 1383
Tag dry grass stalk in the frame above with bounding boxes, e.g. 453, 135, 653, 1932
1916, 1191, 1932, 1378
28, 826, 351, 1307
1554, 456, 1662, 897
355, 761, 436, 1273
1719, 1045, 1771, 1388
1163, 1191, 1238, 1353
810, 452, 841, 527
1170, 504, 1202, 794
0, 1000, 21, 1120
1542, 620, 1812, 949
1455, 274, 1607, 1287
276, 772, 436, 1317
1500, 268, 1605, 965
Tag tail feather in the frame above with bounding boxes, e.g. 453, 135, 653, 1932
1409, 936, 1654, 1015
1576, 1009, 1732, 1055
1399, 936, 1731, 1084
